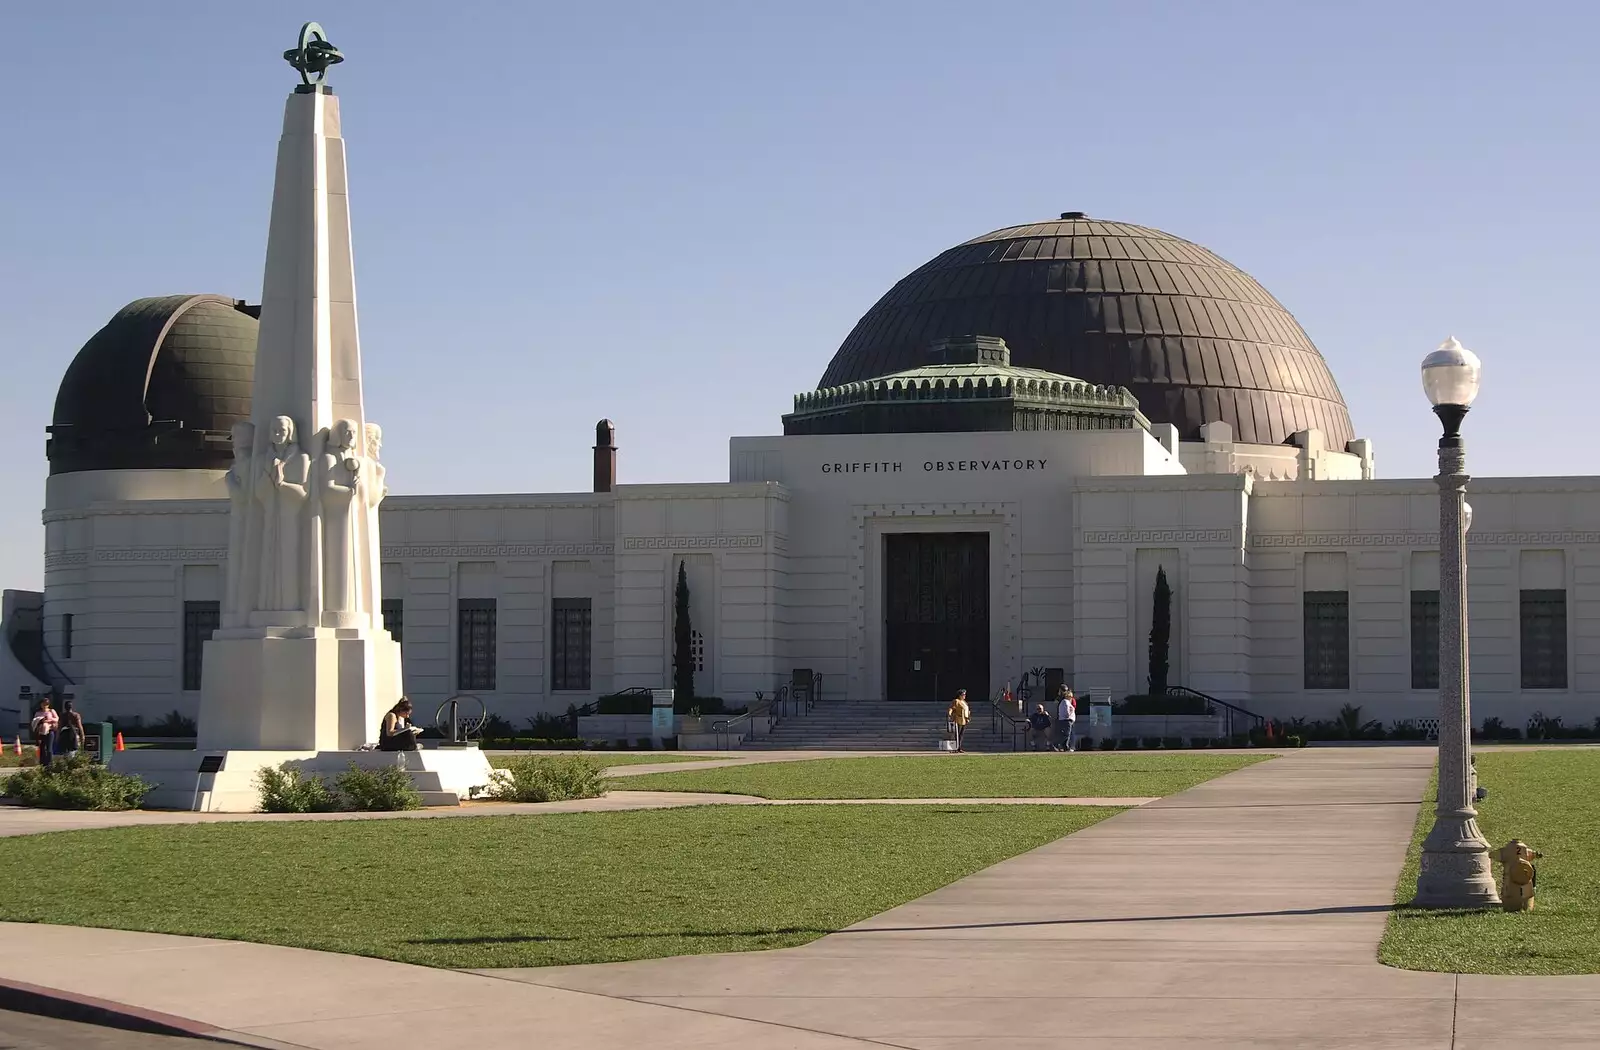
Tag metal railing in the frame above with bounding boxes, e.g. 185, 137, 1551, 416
987, 689, 1028, 751
711, 709, 754, 751
1163, 685, 1266, 739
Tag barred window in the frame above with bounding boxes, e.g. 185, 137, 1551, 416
457, 598, 497, 691
552, 598, 592, 691
183, 601, 220, 691
1303, 591, 1349, 690
1520, 589, 1567, 689
381, 599, 404, 645
1410, 590, 1439, 690
691, 628, 705, 673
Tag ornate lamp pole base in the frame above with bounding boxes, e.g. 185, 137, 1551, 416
1415, 810, 1500, 908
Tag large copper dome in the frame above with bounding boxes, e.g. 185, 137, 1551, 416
48, 294, 258, 475
818, 215, 1353, 448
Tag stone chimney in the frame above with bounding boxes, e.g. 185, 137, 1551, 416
594, 419, 616, 493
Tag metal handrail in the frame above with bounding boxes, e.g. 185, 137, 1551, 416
1163, 685, 1265, 739
711, 708, 754, 751
987, 689, 1028, 751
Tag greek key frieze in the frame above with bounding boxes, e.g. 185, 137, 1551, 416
1083, 529, 1236, 544
380, 543, 614, 558
620, 535, 764, 550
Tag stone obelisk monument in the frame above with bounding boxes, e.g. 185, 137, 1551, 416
116, 24, 489, 809
196, 21, 400, 754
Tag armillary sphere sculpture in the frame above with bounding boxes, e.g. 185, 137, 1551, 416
283, 22, 344, 86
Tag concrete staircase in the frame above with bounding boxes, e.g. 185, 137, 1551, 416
747, 701, 1021, 752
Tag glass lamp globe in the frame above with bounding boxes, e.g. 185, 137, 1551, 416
1464, 502, 1473, 534
1421, 337, 1482, 408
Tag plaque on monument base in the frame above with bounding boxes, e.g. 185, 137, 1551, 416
110, 746, 496, 813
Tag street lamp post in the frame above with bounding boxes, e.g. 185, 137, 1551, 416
1414, 337, 1500, 908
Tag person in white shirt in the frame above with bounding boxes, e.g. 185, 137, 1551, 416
1056, 687, 1078, 752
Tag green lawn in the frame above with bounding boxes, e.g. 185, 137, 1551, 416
618, 752, 1267, 799
0, 805, 1117, 968
1381, 749, 1600, 974
487, 753, 710, 770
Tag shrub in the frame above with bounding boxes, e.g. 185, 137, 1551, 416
1388, 720, 1428, 741
527, 713, 571, 736
1141, 737, 1164, 750
1230, 733, 1251, 748
1189, 737, 1211, 749
336, 763, 422, 811
1161, 736, 1183, 750
256, 764, 339, 813
487, 755, 605, 803
479, 714, 517, 743
1525, 711, 1568, 741
636, 737, 655, 751
1286, 734, 1307, 748
595, 690, 653, 715
1335, 703, 1384, 741
2, 756, 149, 810
1099, 738, 1118, 751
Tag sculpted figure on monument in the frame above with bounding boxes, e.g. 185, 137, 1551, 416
319, 418, 365, 616
255, 415, 312, 611
361, 422, 389, 619
223, 421, 259, 621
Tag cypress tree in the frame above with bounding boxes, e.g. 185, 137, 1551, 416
673, 561, 695, 707
1148, 565, 1171, 695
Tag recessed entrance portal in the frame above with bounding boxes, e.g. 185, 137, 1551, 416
884, 532, 990, 702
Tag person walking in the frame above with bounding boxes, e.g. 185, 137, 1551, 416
1027, 703, 1054, 751
56, 699, 85, 759
946, 689, 971, 753
29, 698, 59, 767
1056, 686, 1078, 752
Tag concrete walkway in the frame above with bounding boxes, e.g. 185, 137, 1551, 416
0, 793, 1154, 838
0, 749, 1596, 1048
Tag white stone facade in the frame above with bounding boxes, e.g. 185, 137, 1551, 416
24, 423, 1600, 733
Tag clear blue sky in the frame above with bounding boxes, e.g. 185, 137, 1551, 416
3, 1, 1597, 590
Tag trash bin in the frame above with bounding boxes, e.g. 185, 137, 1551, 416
82, 721, 114, 763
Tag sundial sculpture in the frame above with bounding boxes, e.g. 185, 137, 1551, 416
113, 22, 493, 809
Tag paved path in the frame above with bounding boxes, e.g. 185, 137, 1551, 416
0, 793, 1153, 838
0, 749, 1596, 1048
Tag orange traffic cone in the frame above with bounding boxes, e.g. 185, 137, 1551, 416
114, 732, 126, 752
11, 737, 19, 756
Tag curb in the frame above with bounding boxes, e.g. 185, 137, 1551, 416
0, 976, 269, 1045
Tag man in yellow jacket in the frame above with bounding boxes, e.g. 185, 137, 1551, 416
947, 689, 971, 753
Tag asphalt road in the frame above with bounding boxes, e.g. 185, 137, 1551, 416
0, 1009, 221, 1049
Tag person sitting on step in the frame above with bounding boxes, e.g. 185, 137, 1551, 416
377, 697, 424, 752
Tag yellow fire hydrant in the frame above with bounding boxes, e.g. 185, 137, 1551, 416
1494, 840, 1543, 912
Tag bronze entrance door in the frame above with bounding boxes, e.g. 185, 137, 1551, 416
884, 532, 990, 702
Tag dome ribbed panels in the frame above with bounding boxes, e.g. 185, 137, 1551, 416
818, 218, 1354, 447
48, 294, 258, 474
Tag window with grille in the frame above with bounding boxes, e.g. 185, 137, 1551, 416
1410, 590, 1439, 690
457, 598, 497, 691
183, 601, 220, 691
1520, 589, 1567, 689
1303, 591, 1349, 690
691, 629, 705, 673
552, 598, 592, 691
381, 599, 404, 645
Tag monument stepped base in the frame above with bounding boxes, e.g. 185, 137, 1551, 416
110, 746, 496, 812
